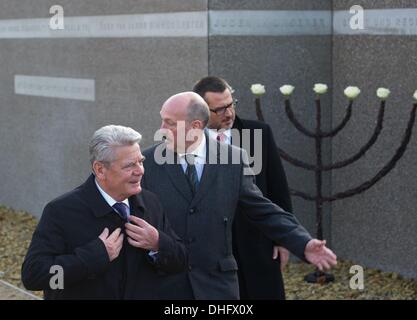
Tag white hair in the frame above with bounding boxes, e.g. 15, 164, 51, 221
89, 125, 142, 165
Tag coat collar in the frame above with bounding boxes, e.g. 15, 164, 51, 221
161, 132, 222, 205
162, 153, 194, 203
232, 115, 244, 131
81, 174, 146, 219
189, 132, 221, 207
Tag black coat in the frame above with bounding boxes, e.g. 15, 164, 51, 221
21, 174, 187, 300
232, 115, 292, 300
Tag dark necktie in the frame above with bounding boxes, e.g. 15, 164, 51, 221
113, 202, 129, 222
184, 154, 199, 195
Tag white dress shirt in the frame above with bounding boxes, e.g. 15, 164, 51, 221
177, 134, 207, 181
207, 128, 232, 145
95, 179, 130, 217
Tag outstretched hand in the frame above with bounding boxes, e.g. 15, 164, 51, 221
304, 239, 337, 271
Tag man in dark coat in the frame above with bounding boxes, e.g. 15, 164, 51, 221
142, 91, 337, 299
21, 125, 187, 299
193, 76, 292, 299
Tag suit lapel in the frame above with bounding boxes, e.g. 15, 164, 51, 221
190, 134, 220, 207
128, 194, 145, 219
163, 148, 194, 203
158, 134, 224, 206
231, 115, 243, 147
81, 174, 115, 218
232, 115, 243, 131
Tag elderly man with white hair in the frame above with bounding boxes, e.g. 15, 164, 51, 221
22, 125, 187, 300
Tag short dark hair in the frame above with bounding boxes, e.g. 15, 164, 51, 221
192, 76, 233, 100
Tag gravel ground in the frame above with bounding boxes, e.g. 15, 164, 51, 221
0, 280, 40, 300
1, 205, 416, 300
0, 206, 42, 299
283, 260, 417, 300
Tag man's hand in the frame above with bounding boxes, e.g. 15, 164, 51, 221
98, 227, 124, 262
272, 246, 289, 272
304, 239, 337, 271
125, 216, 159, 251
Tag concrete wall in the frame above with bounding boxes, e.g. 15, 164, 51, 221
0, 0, 208, 217
0, 1, 416, 279
331, 0, 417, 279
208, 0, 333, 241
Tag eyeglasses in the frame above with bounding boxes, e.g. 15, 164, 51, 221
209, 99, 238, 116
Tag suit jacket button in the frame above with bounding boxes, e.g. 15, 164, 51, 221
189, 208, 196, 214
188, 265, 192, 271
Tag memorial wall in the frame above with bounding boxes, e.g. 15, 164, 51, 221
0, 0, 416, 278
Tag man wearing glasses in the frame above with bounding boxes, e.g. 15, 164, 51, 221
193, 76, 293, 300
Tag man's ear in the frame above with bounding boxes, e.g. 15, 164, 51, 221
192, 120, 205, 130
93, 161, 106, 180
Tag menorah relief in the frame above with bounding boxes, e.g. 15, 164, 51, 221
251, 83, 417, 283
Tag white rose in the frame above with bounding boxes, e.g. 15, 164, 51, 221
279, 85, 295, 96
376, 88, 390, 100
344, 86, 361, 99
313, 83, 328, 94
250, 84, 266, 96
413, 90, 417, 101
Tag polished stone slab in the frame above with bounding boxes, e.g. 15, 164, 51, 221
334, 8, 417, 35
0, 12, 207, 38
15, 75, 95, 101
1, 8, 416, 39
209, 10, 332, 36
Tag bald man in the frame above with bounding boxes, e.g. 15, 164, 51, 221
142, 92, 337, 299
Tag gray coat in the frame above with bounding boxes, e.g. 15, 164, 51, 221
142, 135, 312, 299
